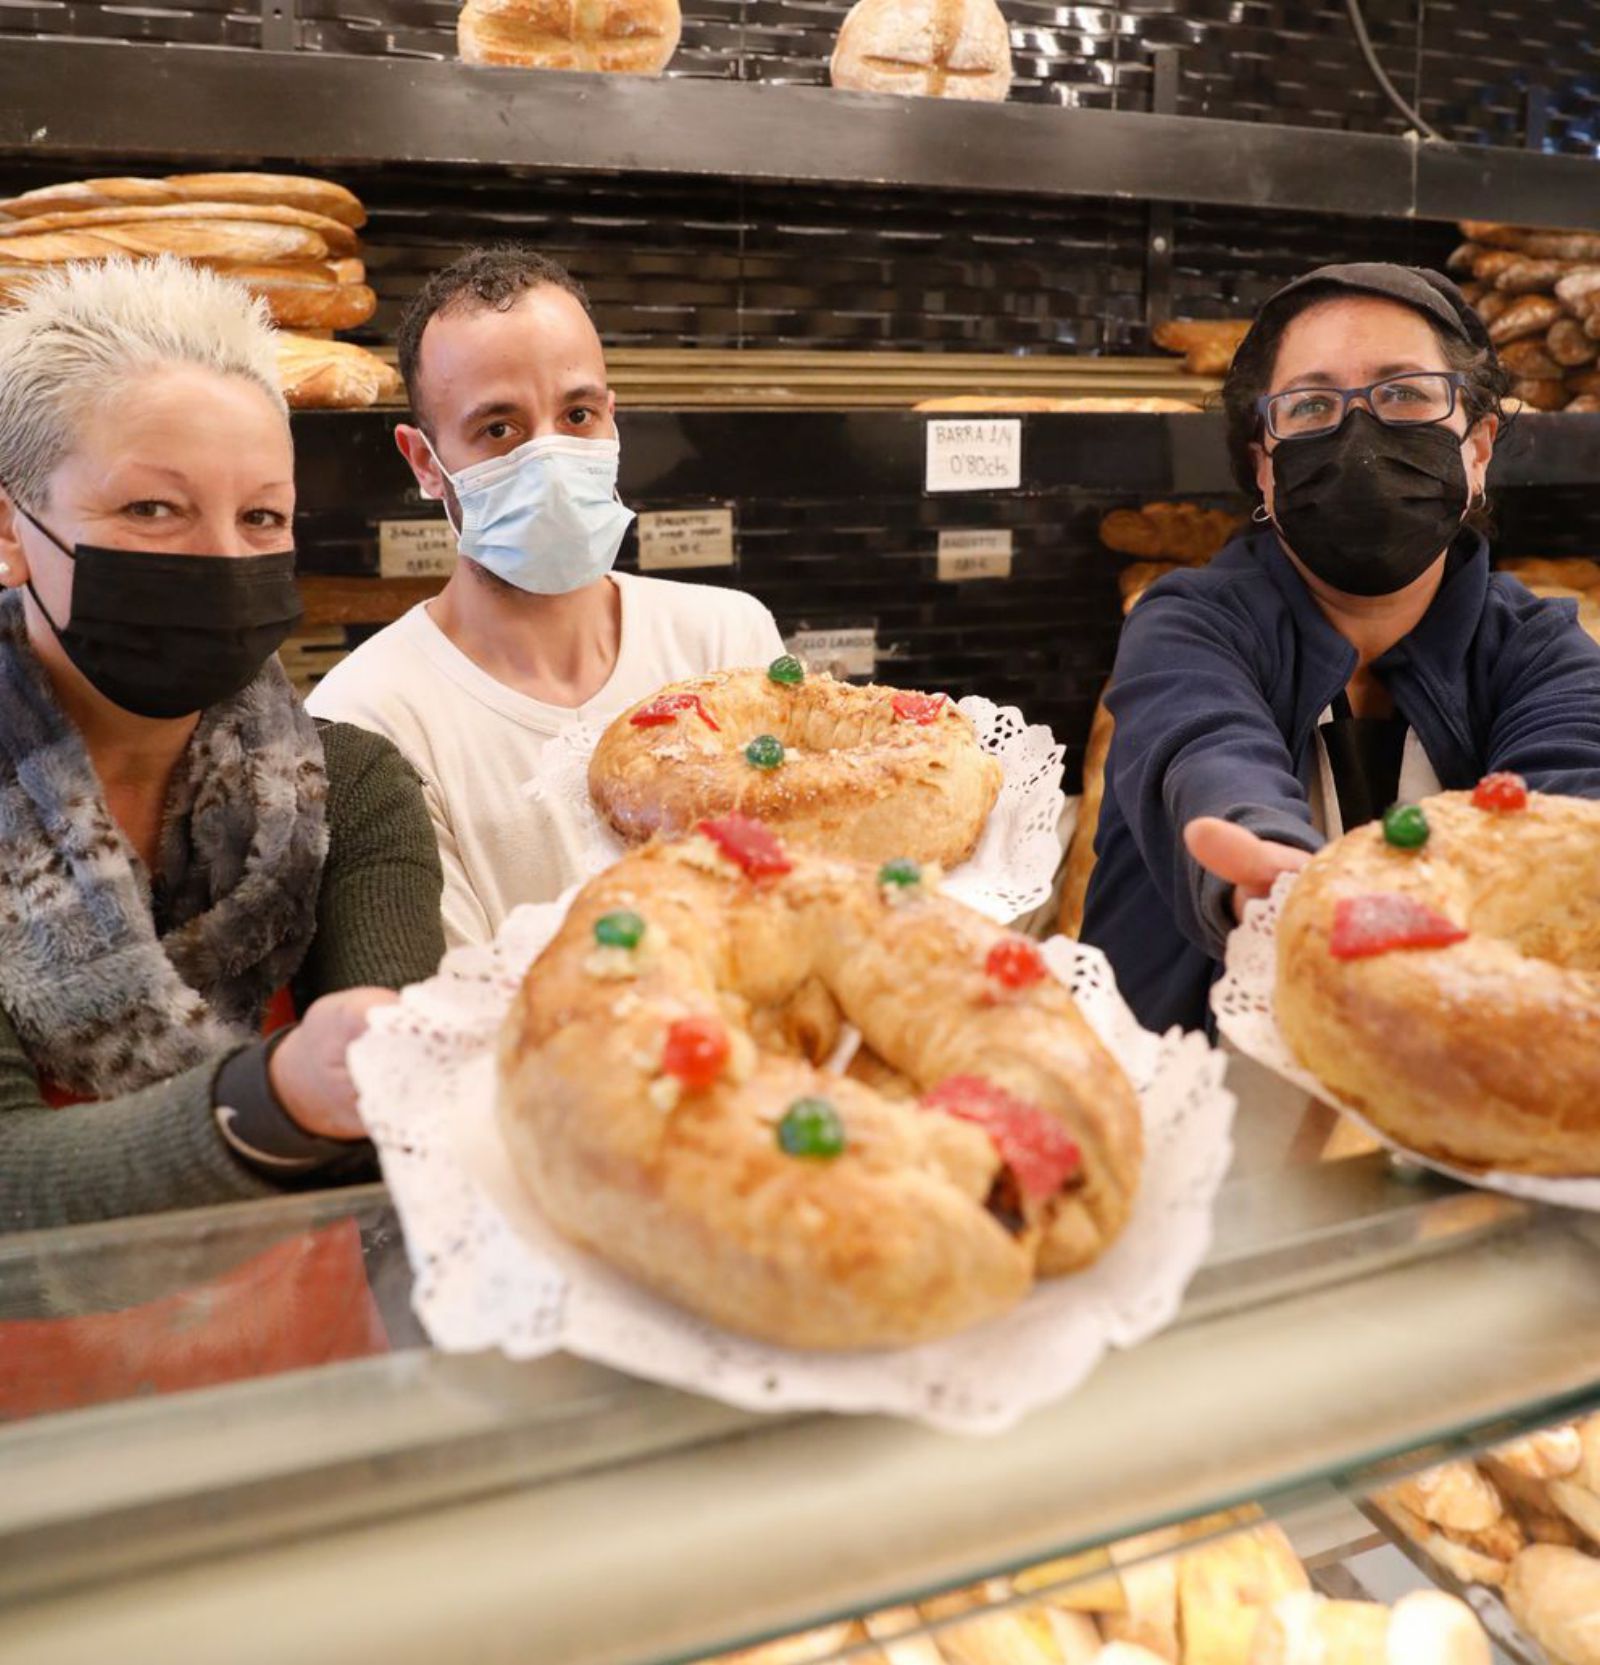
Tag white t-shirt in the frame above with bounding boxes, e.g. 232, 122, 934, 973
307, 572, 786, 946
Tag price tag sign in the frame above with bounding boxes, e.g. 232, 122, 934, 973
637, 507, 736, 571
924, 419, 1022, 494
378, 519, 458, 580
787, 626, 877, 680
937, 528, 1013, 582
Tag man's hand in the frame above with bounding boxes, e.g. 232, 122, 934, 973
269, 989, 399, 1141
1183, 817, 1313, 923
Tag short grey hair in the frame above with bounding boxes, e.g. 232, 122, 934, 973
0, 256, 286, 511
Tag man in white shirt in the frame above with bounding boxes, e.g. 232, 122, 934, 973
307, 247, 785, 945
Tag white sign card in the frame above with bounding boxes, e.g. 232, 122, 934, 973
378, 519, 458, 580
637, 507, 736, 571
924, 419, 1022, 494
787, 626, 878, 680
937, 528, 1014, 582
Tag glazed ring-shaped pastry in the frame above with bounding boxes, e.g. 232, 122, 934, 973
497, 819, 1142, 1349
1275, 782, 1600, 1175
587, 663, 1004, 868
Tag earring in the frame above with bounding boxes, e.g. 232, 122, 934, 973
1251, 503, 1272, 524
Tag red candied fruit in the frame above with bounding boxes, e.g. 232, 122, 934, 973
661, 1016, 731, 1091
922, 1076, 1081, 1199
696, 814, 794, 879
630, 692, 721, 732
1472, 772, 1528, 814
890, 691, 948, 725
1329, 893, 1469, 961
985, 935, 1047, 991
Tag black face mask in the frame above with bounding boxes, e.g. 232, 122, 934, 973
1268, 409, 1470, 597
18, 509, 302, 720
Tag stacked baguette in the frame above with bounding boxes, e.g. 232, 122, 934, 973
700, 1516, 1490, 1665
1375, 1418, 1600, 1665
1451, 220, 1600, 412
0, 172, 399, 410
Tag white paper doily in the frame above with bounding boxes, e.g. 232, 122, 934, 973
1213, 873, 1600, 1211
535, 695, 1065, 923
351, 899, 1237, 1435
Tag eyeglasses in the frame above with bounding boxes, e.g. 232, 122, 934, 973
1256, 371, 1469, 442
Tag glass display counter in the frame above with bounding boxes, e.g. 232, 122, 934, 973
1, 1053, 1596, 1664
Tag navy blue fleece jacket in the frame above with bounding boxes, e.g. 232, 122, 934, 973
1081, 529, 1600, 1032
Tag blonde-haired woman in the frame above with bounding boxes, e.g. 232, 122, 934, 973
0, 258, 443, 1230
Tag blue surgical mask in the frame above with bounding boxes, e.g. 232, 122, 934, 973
423, 432, 635, 596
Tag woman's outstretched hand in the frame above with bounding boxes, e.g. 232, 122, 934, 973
1183, 817, 1313, 923
269, 988, 399, 1141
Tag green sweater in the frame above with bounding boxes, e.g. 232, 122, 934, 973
0, 723, 445, 1233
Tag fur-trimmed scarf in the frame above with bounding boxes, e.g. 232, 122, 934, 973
0, 592, 329, 1099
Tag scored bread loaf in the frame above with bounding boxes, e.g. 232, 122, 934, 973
0, 171, 366, 228
831, 0, 1013, 102
457, 0, 682, 73
241, 272, 378, 331
274, 333, 402, 409
0, 201, 360, 257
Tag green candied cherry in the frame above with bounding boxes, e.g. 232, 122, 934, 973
593, 909, 647, 950
776, 1097, 846, 1159
745, 734, 785, 771
767, 654, 805, 686
878, 858, 922, 889
1382, 803, 1430, 851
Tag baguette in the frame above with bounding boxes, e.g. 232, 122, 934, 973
1555, 267, 1600, 309
1470, 248, 1526, 283
246, 275, 378, 331
1445, 241, 1483, 275
274, 333, 402, 409
1459, 221, 1530, 249
1471, 290, 1511, 327
0, 201, 360, 256
0, 221, 331, 266
0, 172, 366, 229
1489, 294, 1564, 344
1499, 338, 1565, 379
1563, 393, 1600, 414
1495, 257, 1572, 294
1511, 376, 1571, 411
1520, 231, 1600, 263
1548, 317, 1599, 367
1504, 1545, 1600, 1665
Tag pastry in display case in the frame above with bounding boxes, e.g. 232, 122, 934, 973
830, 0, 1013, 102
587, 661, 1003, 864
495, 821, 1142, 1348
456, 0, 683, 73
1151, 320, 1252, 380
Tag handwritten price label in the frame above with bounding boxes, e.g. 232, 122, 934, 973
378, 519, 458, 580
637, 507, 736, 571
937, 529, 1013, 582
925, 419, 1022, 494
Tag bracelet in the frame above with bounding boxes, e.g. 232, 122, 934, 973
212, 1029, 365, 1174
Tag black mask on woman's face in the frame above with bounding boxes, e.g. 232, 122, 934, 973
16, 507, 302, 719
1268, 409, 1470, 597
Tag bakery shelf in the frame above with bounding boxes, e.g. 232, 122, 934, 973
284, 408, 1600, 518
1, 1054, 1596, 1664
5, 39, 1600, 228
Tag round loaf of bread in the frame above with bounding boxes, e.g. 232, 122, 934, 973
1275, 785, 1600, 1175
497, 825, 1142, 1349
588, 665, 1004, 868
458, 0, 681, 74
830, 0, 1012, 101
